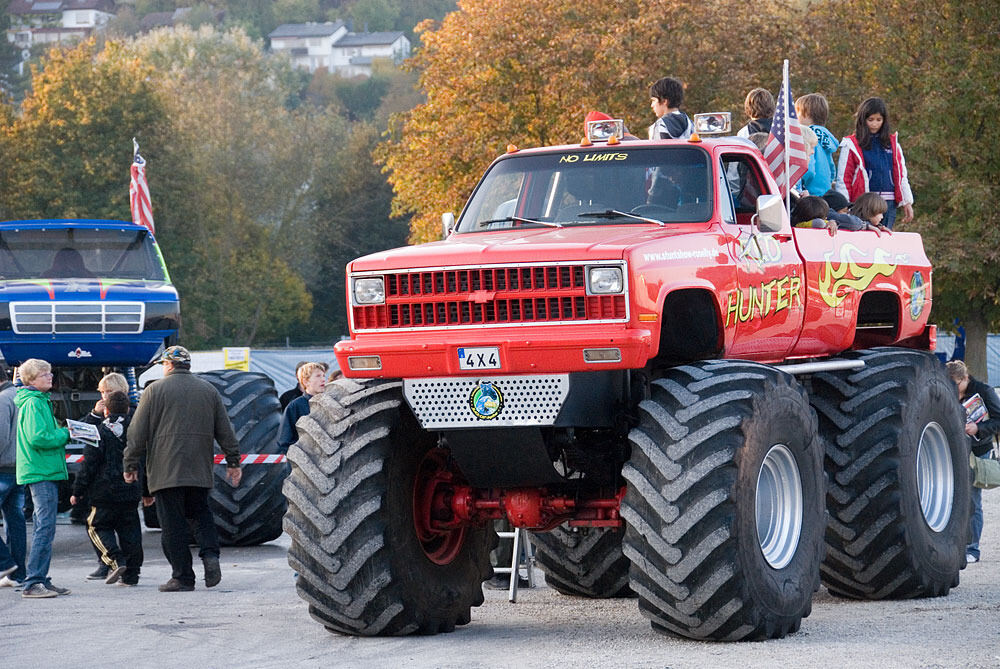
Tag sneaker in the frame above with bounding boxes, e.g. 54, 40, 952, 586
0, 565, 16, 579
967, 553, 979, 564
0, 575, 20, 588
44, 583, 71, 596
118, 581, 137, 587
22, 583, 57, 599
203, 557, 221, 588
105, 565, 127, 585
158, 578, 194, 592
87, 565, 110, 580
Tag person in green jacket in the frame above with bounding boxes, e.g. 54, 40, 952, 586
15, 358, 71, 599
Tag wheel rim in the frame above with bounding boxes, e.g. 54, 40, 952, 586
756, 444, 803, 569
916, 421, 953, 532
412, 449, 467, 565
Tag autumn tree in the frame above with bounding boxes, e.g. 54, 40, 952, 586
379, 0, 795, 242
0, 40, 169, 221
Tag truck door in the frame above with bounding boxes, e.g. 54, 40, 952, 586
718, 151, 805, 360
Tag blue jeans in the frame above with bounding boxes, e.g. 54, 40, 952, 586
882, 200, 898, 229
0, 473, 27, 581
968, 474, 984, 559
24, 480, 58, 588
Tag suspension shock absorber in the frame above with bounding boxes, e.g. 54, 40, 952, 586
124, 366, 140, 405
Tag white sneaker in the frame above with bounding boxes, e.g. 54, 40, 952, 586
0, 565, 16, 579
0, 575, 19, 587
967, 553, 979, 564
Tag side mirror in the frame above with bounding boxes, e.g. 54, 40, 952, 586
755, 194, 785, 233
441, 212, 455, 238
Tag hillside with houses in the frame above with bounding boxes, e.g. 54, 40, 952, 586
4, 0, 419, 79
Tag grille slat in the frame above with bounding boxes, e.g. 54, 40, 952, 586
353, 264, 627, 330
11, 302, 144, 335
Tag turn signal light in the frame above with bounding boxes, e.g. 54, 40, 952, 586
348, 355, 382, 370
583, 348, 622, 363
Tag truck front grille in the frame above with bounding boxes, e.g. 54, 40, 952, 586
10, 302, 145, 335
353, 263, 627, 331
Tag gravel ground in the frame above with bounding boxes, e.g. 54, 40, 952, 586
3, 491, 1000, 669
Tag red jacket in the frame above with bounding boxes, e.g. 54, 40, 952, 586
835, 133, 913, 206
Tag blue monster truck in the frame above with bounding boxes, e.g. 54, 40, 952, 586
0, 219, 286, 545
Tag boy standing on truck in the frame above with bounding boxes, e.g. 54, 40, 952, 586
648, 76, 693, 140
70, 391, 143, 586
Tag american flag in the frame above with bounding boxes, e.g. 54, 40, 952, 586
762, 62, 808, 200
129, 138, 155, 234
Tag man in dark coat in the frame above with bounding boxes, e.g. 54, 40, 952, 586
123, 346, 242, 592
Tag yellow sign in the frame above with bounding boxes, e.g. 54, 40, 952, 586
223, 347, 250, 371
818, 244, 897, 308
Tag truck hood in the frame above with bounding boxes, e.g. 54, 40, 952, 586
0, 278, 177, 301
349, 224, 708, 271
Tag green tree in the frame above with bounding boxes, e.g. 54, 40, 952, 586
344, 0, 400, 31
122, 26, 329, 346
273, 0, 324, 25
306, 121, 409, 337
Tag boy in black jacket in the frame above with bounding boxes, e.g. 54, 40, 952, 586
70, 391, 143, 586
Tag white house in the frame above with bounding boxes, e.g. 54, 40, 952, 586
6, 0, 115, 49
268, 21, 411, 77
268, 21, 349, 74
329, 31, 411, 78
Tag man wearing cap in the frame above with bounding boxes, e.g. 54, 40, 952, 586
123, 346, 242, 592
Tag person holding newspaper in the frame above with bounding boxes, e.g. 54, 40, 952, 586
70, 391, 143, 587
946, 360, 1000, 564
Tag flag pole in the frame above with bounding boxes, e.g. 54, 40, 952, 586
782, 59, 790, 212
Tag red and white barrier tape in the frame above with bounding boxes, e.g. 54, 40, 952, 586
65, 454, 286, 464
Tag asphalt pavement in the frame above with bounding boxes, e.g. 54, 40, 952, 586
2, 492, 1000, 669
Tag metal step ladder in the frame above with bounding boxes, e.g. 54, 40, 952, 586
493, 527, 535, 602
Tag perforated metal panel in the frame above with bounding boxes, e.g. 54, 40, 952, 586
403, 375, 570, 428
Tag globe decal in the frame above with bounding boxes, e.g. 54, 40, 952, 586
469, 381, 504, 420
909, 272, 925, 320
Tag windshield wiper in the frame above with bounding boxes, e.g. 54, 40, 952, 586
479, 216, 562, 229
575, 209, 665, 227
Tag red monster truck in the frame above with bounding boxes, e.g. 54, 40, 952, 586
283, 120, 968, 641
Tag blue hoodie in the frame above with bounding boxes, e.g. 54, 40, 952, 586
800, 124, 839, 196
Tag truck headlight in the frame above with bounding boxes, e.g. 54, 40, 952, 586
353, 277, 385, 305
587, 267, 623, 294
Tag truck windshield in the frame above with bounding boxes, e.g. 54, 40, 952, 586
0, 227, 167, 281
457, 146, 713, 232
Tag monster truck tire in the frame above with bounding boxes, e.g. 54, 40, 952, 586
530, 525, 633, 598
200, 370, 287, 546
283, 378, 494, 636
622, 360, 825, 641
809, 347, 968, 599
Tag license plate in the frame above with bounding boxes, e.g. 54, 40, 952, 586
457, 346, 500, 370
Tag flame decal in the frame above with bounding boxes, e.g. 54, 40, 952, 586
818, 243, 897, 307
